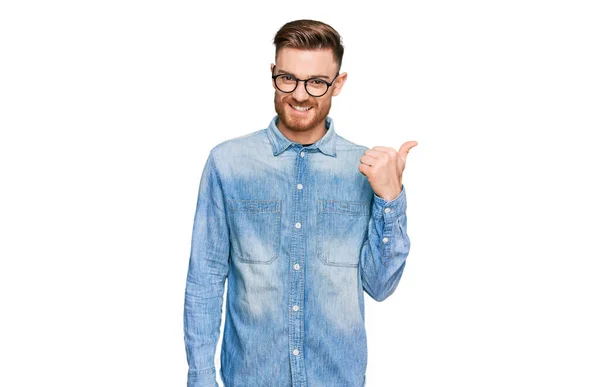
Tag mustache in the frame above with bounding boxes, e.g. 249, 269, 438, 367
280, 95, 314, 107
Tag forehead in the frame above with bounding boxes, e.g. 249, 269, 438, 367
275, 47, 337, 77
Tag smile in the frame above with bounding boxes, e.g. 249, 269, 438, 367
290, 104, 312, 112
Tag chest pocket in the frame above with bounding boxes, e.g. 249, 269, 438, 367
316, 199, 371, 267
227, 199, 281, 264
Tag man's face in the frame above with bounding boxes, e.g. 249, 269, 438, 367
272, 48, 347, 133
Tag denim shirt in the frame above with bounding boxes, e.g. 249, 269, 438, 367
184, 115, 411, 387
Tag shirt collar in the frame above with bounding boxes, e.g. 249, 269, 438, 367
267, 115, 337, 157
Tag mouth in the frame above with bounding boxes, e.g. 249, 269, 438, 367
289, 104, 313, 114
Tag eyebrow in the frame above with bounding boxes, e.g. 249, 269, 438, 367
276, 68, 331, 80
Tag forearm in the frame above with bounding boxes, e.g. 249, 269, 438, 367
360, 184, 411, 302
184, 274, 226, 387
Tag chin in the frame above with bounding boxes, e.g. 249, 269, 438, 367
282, 117, 313, 132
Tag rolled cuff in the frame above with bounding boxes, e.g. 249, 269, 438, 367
371, 184, 407, 223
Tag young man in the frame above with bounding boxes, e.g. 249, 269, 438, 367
184, 19, 417, 387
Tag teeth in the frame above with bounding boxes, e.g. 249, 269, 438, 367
292, 105, 311, 111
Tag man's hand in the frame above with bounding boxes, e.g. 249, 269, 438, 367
358, 141, 418, 201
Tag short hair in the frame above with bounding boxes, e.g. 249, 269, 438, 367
273, 19, 344, 71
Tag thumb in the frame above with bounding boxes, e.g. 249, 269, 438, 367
398, 141, 418, 162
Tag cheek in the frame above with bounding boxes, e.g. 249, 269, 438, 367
275, 91, 286, 101
274, 93, 285, 105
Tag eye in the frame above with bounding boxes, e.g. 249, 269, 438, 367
282, 75, 295, 81
309, 79, 325, 85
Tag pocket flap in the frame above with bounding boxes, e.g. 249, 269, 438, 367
318, 200, 370, 216
229, 199, 281, 213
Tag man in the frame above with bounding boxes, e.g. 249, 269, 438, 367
184, 19, 417, 387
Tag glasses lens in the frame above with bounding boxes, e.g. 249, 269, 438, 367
275, 75, 297, 92
306, 79, 328, 97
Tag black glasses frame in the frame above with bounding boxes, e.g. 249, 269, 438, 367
271, 67, 340, 97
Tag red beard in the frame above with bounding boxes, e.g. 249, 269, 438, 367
274, 92, 331, 133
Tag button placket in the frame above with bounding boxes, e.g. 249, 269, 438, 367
288, 145, 307, 385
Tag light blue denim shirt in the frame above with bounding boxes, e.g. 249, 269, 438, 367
184, 115, 411, 387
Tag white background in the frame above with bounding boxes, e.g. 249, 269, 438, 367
1, 1, 599, 386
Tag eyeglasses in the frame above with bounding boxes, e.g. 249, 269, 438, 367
272, 67, 339, 97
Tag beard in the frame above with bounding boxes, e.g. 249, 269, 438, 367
274, 92, 331, 133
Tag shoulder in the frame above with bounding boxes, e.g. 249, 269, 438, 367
335, 133, 369, 154
208, 128, 268, 162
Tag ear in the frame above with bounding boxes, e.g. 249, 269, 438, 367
270, 63, 276, 89
331, 72, 348, 96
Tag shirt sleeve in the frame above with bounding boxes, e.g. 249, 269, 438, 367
184, 150, 229, 387
360, 184, 411, 302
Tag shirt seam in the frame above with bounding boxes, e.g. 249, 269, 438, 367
208, 150, 226, 214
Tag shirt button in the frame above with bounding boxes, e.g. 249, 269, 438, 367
382, 237, 389, 243
384, 208, 391, 214
297, 183, 303, 190
300, 151, 305, 158
292, 305, 299, 311
295, 222, 301, 229
294, 263, 300, 270
293, 348, 299, 356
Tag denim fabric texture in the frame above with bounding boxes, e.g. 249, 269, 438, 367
184, 115, 411, 387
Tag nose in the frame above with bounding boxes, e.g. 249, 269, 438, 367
291, 81, 310, 102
